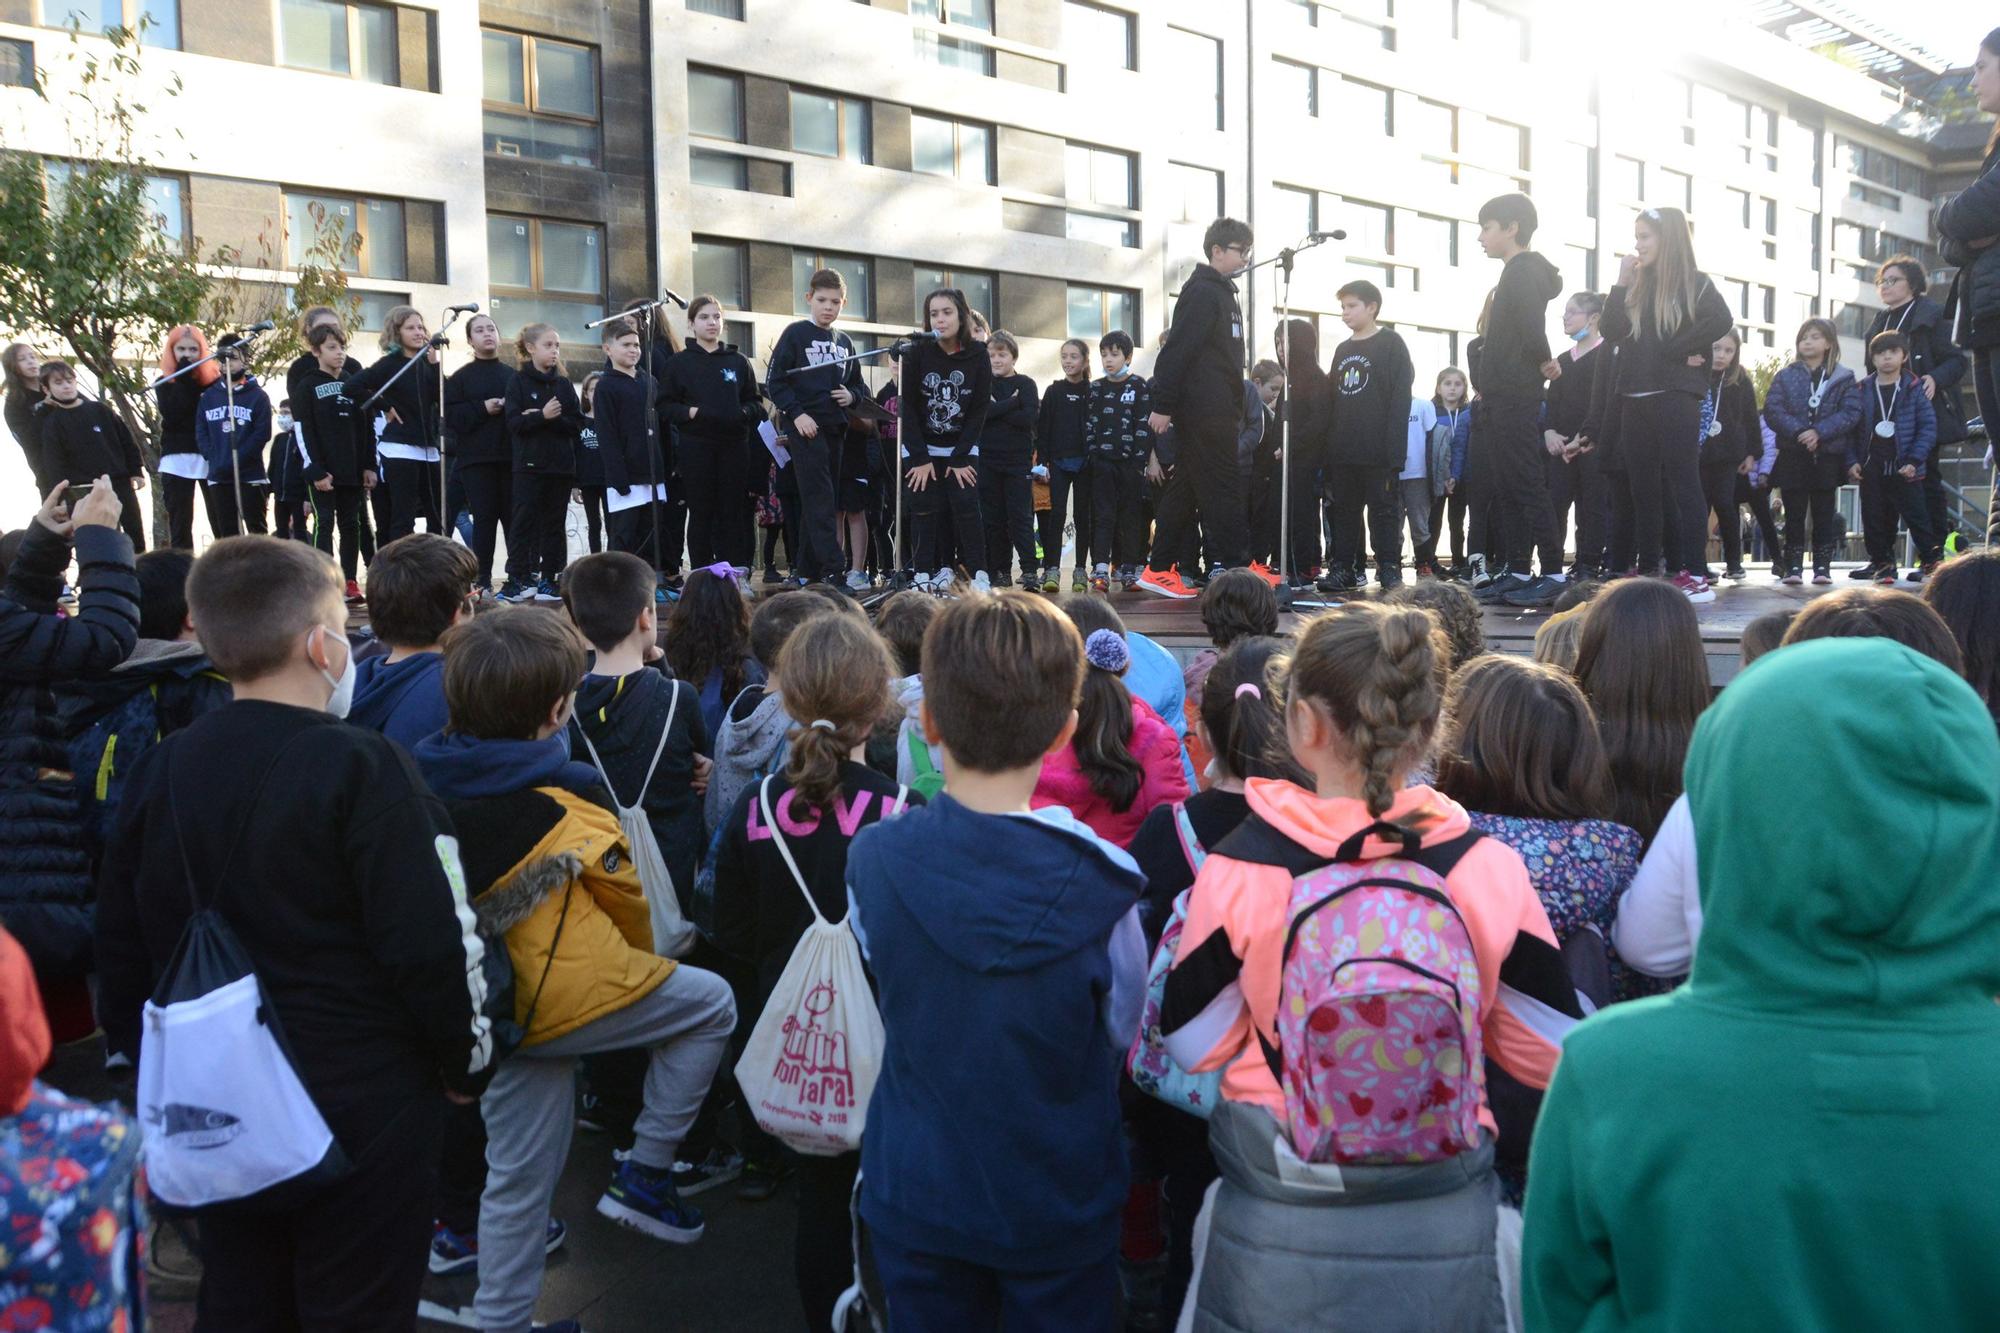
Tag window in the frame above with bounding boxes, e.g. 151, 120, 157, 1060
912, 114, 994, 184
1338, 76, 1392, 137
1475, 116, 1528, 173
790, 89, 870, 163
792, 251, 874, 320
686, 0, 742, 14
1566, 243, 1598, 292
280, 0, 395, 83
1166, 27, 1223, 131
1411, 213, 1457, 267
1341, 199, 1393, 255
0, 38, 31, 85
42, 0, 176, 47
1551, 141, 1594, 219
1722, 276, 1749, 320
1063, 1, 1134, 70
42, 161, 185, 249
1758, 285, 1775, 326
913, 29, 993, 74
1849, 181, 1901, 212
1403, 327, 1457, 377
1612, 155, 1644, 203
689, 149, 749, 190
1726, 186, 1750, 228
1270, 185, 1318, 243
1412, 97, 1457, 185
688, 67, 744, 141
1067, 284, 1136, 341
1273, 59, 1317, 117
914, 267, 996, 325
911, 0, 992, 30
488, 215, 605, 348
691, 237, 747, 308
482, 30, 600, 168
1066, 142, 1135, 208
1844, 141, 1925, 197
1834, 302, 1880, 340
285, 191, 406, 279
1168, 162, 1223, 224
1336, 4, 1393, 51
1067, 213, 1137, 247
1657, 167, 1692, 214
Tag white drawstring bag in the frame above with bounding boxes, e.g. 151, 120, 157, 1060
734, 776, 900, 1156
577, 685, 697, 958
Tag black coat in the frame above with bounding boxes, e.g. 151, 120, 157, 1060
296, 363, 375, 488
1151, 263, 1246, 425
5, 388, 41, 487
443, 358, 518, 467
1599, 275, 1736, 398
503, 363, 583, 475
661, 342, 764, 444
1939, 141, 2000, 351
594, 367, 664, 491
1864, 297, 1969, 446
0, 521, 140, 978
153, 372, 205, 462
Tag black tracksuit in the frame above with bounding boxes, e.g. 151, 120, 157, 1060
1542, 342, 1607, 573
297, 363, 374, 580
1036, 377, 1092, 572
663, 342, 765, 570
596, 366, 672, 574
155, 371, 226, 550
95, 701, 492, 1328
767, 320, 864, 581
503, 363, 582, 585
900, 338, 992, 576
1699, 374, 1764, 571
1479, 250, 1565, 576
297, 351, 381, 566
981, 374, 1039, 580
575, 420, 606, 553
349, 348, 443, 540
1326, 329, 1414, 580
445, 357, 517, 587
1148, 263, 1249, 571
37, 399, 147, 550
1085, 373, 1153, 570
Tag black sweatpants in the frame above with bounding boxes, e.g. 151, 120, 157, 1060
790, 424, 845, 581
1781, 485, 1840, 565
362, 480, 389, 564
909, 461, 986, 575
1427, 487, 1467, 568
979, 465, 1036, 580
310, 485, 365, 580
1089, 457, 1147, 570
1148, 415, 1248, 573
1617, 392, 1706, 575
273, 497, 309, 543
1602, 463, 1635, 574
203, 479, 268, 537
1860, 464, 1938, 566
382, 455, 441, 541
1041, 464, 1093, 575
508, 472, 571, 584
1325, 463, 1402, 579
1700, 460, 1744, 570
1549, 449, 1606, 572
795, 1151, 861, 1333
682, 435, 754, 570
1738, 476, 1782, 562
459, 462, 513, 588
162, 471, 229, 550
612, 498, 676, 575
1251, 443, 1320, 577
195, 1094, 443, 1331
435, 1096, 487, 1235
1483, 392, 1561, 576
579, 486, 606, 554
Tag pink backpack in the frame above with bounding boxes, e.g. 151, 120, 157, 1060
1248, 818, 1487, 1165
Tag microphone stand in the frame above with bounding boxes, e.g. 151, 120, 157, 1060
773, 340, 916, 592
432, 307, 470, 537
359, 326, 451, 533
148, 327, 269, 533
1241, 233, 1336, 608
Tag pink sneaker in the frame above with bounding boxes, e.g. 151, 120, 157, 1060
1672, 570, 1716, 604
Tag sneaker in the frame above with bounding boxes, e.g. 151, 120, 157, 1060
736, 1157, 794, 1202
971, 569, 993, 594
1072, 569, 1088, 592
1875, 566, 1899, 585
344, 578, 365, 604
497, 580, 536, 603
1090, 565, 1111, 593
1413, 562, 1435, 580
429, 1217, 567, 1275
1781, 565, 1804, 587
1473, 572, 1529, 603
1315, 569, 1358, 594
1466, 554, 1491, 588
1672, 571, 1716, 605
1500, 574, 1565, 608
536, 580, 562, 602
1043, 568, 1062, 593
1812, 565, 1832, 586
761, 566, 785, 585
1376, 567, 1405, 591
1246, 562, 1283, 588
928, 567, 956, 593
845, 569, 871, 593
597, 1160, 705, 1244
1848, 564, 1879, 580
1136, 567, 1196, 599
1724, 566, 1747, 581
671, 1149, 746, 1198
1911, 560, 1940, 582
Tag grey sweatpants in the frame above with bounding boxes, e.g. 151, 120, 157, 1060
475, 965, 736, 1333
1400, 477, 1434, 550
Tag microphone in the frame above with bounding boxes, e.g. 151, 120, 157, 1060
1310, 229, 1348, 241
242, 320, 275, 334
662, 289, 689, 310
902, 330, 942, 341
446, 302, 480, 315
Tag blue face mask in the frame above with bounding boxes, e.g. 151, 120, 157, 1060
1568, 325, 1594, 343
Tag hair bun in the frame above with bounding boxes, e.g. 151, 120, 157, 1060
1084, 628, 1130, 674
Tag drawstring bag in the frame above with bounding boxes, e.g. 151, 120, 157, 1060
577, 686, 697, 959
137, 742, 348, 1209
734, 776, 900, 1155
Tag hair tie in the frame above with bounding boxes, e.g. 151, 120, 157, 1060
1235, 682, 1262, 700
809, 719, 836, 732
1084, 628, 1130, 674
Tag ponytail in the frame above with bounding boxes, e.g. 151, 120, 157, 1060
1073, 627, 1143, 812
774, 614, 896, 811
516, 322, 557, 365
1200, 636, 1309, 786
1281, 604, 1447, 817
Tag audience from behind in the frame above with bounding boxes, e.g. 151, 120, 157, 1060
1781, 586, 1964, 672
1381, 577, 1487, 674
704, 589, 845, 833
874, 590, 942, 792
664, 566, 763, 743
1183, 570, 1282, 780
351, 533, 478, 749
1738, 608, 1796, 666
1574, 578, 1710, 846
1923, 547, 2000, 730
1531, 606, 1587, 675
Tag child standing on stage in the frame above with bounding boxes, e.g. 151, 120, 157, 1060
664, 295, 765, 574
1086, 331, 1153, 592
36, 361, 148, 551
1431, 368, 1473, 576
1320, 280, 1414, 594
596, 318, 672, 597
502, 323, 583, 602
902, 287, 993, 592
1764, 318, 1862, 586
1038, 338, 1094, 592
154, 326, 220, 550
1599, 207, 1734, 603
348, 305, 442, 541
445, 313, 516, 594
269, 398, 311, 544
1857, 330, 1941, 582
296, 324, 375, 600
193, 336, 271, 538
576, 371, 607, 554
766, 269, 864, 591
1700, 329, 1767, 582
1544, 293, 1608, 580
982, 330, 1040, 588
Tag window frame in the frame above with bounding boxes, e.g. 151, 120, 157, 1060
789, 86, 872, 164
687, 66, 747, 143
487, 213, 606, 301
1, 37, 35, 86
792, 249, 875, 321
1166, 26, 1224, 130
691, 235, 749, 309
910, 0, 994, 33
911, 112, 996, 185
1167, 161, 1224, 225
279, 0, 398, 84
913, 266, 998, 325
1273, 57, 1318, 117
1063, 0, 1135, 71
1065, 282, 1138, 341
481, 28, 602, 167
282, 188, 409, 280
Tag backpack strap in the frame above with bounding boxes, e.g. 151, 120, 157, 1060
1171, 801, 1207, 877
759, 775, 828, 927
575, 678, 680, 812
888, 784, 909, 816
1209, 814, 1332, 879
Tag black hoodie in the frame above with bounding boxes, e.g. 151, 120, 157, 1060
443, 358, 517, 467
37, 399, 142, 484
766, 319, 863, 427
153, 373, 204, 462
1327, 326, 1415, 469
296, 362, 375, 487
662, 342, 764, 443
348, 347, 441, 451
901, 339, 993, 466
1151, 262, 1247, 425
1481, 250, 1564, 398
503, 362, 583, 474
984, 373, 1039, 471
595, 367, 664, 491
1599, 273, 1735, 399
1276, 318, 1332, 467
1036, 376, 1091, 467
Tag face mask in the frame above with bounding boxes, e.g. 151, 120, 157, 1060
1569, 326, 1593, 342
276, 413, 294, 431
314, 626, 356, 718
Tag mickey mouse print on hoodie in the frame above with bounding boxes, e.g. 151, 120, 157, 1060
900, 337, 992, 466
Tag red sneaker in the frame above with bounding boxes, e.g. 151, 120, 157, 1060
344, 579, 364, 604
1135, 568, 1197, 600
1246, 562, 1283, 588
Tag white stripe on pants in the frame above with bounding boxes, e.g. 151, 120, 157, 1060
474, 965, 736, 1333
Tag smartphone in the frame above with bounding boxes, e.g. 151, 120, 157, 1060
62, 483, 94, 508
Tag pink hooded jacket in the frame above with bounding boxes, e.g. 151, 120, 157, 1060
1033, 696, 1191, 848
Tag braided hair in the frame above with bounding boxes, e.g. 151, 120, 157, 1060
1278, 603, 1447, 817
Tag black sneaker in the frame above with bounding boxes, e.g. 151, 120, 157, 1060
1376, 567, 1405, 591
1473, 572, 1529, 603
671, 1149, 745, 1198
1848, 564, 1880, 580
761, 566, 785, 585
1315, 569, 1358, 594
735, 1157, 794, 1202
1501, 574, 1565, 608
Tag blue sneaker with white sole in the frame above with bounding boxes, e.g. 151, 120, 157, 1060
596, 1160, 705, 1243
428, 1216, 567, 1275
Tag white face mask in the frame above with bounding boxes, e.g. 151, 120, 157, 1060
313, 625, 356, 718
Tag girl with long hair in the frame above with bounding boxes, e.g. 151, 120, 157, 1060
1598, 206, 1734, 601
1036, 336, 1095, 591
576, 370, 607, 555
153, 324, 224, 548
901, 287, 993, 589
1431, 366, 1473, 575
663, 294, 765, 575
4, 343, 44, 488
1699, 328, 1771, 580
444, 312, 516, 592
1574, 577, 1710, 844
663, 564, 762, 740
501, 322, 582, 599
1763, 318, 1861, 585
1263, 318, 1328, 584
347, 304, 443, 541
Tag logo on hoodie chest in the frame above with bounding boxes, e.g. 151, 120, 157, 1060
722, 368, 738, 383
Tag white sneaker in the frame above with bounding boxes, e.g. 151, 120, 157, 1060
846, 569, 871, 593
932, 567, 956, 593
1468, 553, 1491, 589
971, 570, 993, 593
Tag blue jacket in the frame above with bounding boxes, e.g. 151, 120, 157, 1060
412, 729, 600, 801
848, 796, 1147, 1271
1763, 362, 1861, 491
194, 374, 272, 484
350, 651, 449, 752
1857, 371, 1939, 474
1439, 401, 1473, 483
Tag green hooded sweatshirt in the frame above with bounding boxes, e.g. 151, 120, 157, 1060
1523, 638, 2000, 1332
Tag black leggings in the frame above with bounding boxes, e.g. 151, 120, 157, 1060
682, 436, 754, 569
909, 461, 987, 574
161, 471, 228, 549
1781, 486, 1839, 564
458, 462, 512, 588
578, 485, 606, 554
311, 485, 364, 580
1618, 393, 1705, 575
1089, 457, 1147, 570
507, 472, 571, 584
1700, 460, 1743, 570
272, 497, 310, 543
1040, 464, 1092, 575
1427, 487, 1467, 568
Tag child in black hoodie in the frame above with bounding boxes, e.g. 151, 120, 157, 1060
596, 319, 671, 591
664, 295, 766, 572
901, 287, 993, 589
347, 305, 443, 542
295, 324, 375, 597
444, 313, 517, 591
766, 268, 865, 589
577, 371, 607, 554
35, 362, 147, 551
981, 330, 1040, 587
1085, 330, 1152, 590
155, 325, 223, 551
1038, 338, 1094, 591
502, 324, 583, 600
1700, 330, 1766, 580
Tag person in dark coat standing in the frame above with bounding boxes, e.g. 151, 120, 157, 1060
0, 477, 140, 989
1866, 258, 1969, 551
1936, 28, 2000, 544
